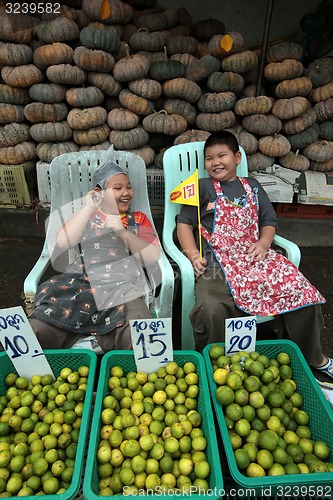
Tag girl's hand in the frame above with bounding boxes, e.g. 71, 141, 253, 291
192, 256, 207, 277
86, 189, 103, 211
104, 214, 126, 234
247, 242, 268, 261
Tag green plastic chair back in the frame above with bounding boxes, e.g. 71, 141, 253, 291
162, 141, 301, 349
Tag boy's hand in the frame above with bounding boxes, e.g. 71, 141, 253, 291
105, 214, 126, 235
86, 189, 103, 211
247, 242, 268, 261
191, 256, 207, 277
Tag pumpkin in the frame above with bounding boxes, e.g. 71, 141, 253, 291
30, 121, 73, 142
314, 98, 333, 123
167, 36, 198, 56
142, 110, 188, 135
80, 26, 121, 52
36, 17, 80, 43
129, 29, 171, 52
33, 43, 74, 69
234, 96, 272, 116
221, 50, 258, 74
279, 151, 310, 171
264, 59, 303, 81
119, 88, 155, 115
0, 123, 30, 147
0, 85, 30, 105
82, 0, 133, 24
163, 99, 197, 124
302, 140, 333, 162
107, 108, 140, 130
170, 53, 197, 68
193, 18, 225, 41
87, 72, 122, 96
211, 32, 245, 57
1, 64, 44, 88
282, 108, 317, 135
275, 77, 313, 98
128, 78, 162, 99
36, 141, 79, 163
319, 121, 333, 140
149, 47, 185, 80
0, 13, 34, 44
80, 141, 111, 151
266, 41, 303, 63
196, 110, 236, 132
67, 106, 107, 130
207, 71, 244, 93
29, 83, 67, 104
242, 114, 282, 136
310, 82, 333, 103
309, 159, 333, 171
73, 123, 110, 146
41, 4, 78, 22
46, 64, 87, 85
272, 97, 311, 120
162, 78, 202, 103
24, 102, 68, 123
0, 104, 25, 123
0, 42, 33, 65
241, 83, 266, 98
228, 126, 258, 154
258, 134, 291, 157
66, 86, 104, 107
288, 123, 320, 150
129, 146, 155, 166
198, 92, 236, 113
134, 9, 178, 31
304, 57, 333, 87
73, 46, 115, 72
185, 55, 220, 82
0, 141, 36, 165
137, 50, 165, 63
109, 126, 149, 150
174, 129, 211, 145
247, 152, 275, 172
113, 44, 150, 82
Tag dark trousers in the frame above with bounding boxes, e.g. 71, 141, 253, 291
191, 268, 324, 367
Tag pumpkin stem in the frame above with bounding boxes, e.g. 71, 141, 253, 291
138, 27, 149, 33
295, 149, 299, 157
159, 110, 167, 115
125, 43, 130, 58
163, 46, 168, 61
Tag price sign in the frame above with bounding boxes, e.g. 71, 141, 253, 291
0, 306, 54, 378
225, 316, 257, 355
130, 318, 173, 373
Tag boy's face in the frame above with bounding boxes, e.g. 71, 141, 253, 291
101, 174, 133, 213
204, 143, 241, 183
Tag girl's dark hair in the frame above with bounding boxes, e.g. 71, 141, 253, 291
204, 131, 240, 155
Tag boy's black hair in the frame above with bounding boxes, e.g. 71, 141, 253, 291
204, 131, 239, 155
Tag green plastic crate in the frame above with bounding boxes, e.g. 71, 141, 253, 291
203, 339, 333, 497
0, 349, 97, 500
83, 350, 224, 500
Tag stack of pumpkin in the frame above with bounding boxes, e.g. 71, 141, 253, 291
0, 0, 332, 190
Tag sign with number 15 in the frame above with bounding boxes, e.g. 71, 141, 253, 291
130, 318, 173, 373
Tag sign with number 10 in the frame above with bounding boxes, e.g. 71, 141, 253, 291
225, 316, 257, 355
0, 306, 54, 378
130, 318, 173, 373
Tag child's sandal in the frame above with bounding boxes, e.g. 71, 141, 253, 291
314, 357, 333, 379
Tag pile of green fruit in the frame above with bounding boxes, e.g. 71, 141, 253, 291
0, 365, 89, 497
96, 361, 211, 496
208, 345, 333, 477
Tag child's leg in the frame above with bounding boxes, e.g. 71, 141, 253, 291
28, 318, 83, 349
280, 304, 324, 367
97, 297, 152, 351
190, 267, 246, 352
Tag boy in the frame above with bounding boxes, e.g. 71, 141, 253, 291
177, 131, 333, 379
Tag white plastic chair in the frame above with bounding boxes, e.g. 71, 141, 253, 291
162, 141, 301, 349
24, 150, 174, 321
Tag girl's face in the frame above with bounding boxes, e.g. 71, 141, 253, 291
101, 174, 133, 213
205, 143, 241, 183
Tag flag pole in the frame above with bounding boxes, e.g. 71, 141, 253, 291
196, 168, 202, 262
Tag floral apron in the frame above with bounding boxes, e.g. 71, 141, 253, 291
200, 178, 325, 316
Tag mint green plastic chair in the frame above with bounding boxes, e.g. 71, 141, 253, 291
24, 150, 174, 321
162, 141, 301, 349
